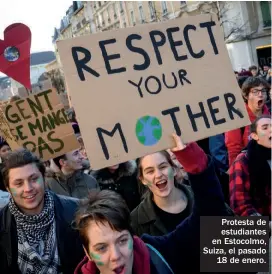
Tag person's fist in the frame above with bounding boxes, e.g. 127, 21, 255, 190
171, 133, 187, 152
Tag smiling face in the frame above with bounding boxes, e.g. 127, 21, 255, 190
61, 149, 83, 172
140, 152, 176, 199
246, 84, 267, 112
251, 117, 272, 148
84, 221, 133, 274
7, 163, 45, 215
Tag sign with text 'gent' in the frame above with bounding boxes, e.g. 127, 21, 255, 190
0, 88, 79, 160
57, 14, 250, 170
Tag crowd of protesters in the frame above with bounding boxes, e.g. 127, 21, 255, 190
0, 64, 270, 274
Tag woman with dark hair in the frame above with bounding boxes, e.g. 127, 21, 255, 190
229, 115, 271, 217
131, 150, 193, 237
74, 134, 233, 274
91, 162, 141, 212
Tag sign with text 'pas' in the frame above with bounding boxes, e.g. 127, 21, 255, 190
57, 14, 250, 170
0, 88, 79, 160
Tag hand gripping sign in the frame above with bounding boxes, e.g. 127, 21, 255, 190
57, 14, 250, 170
0, 23, 31, 89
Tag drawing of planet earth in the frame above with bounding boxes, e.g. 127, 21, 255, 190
135, 116, 162, 146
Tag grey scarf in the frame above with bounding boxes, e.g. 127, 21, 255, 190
8, 190, 60, 274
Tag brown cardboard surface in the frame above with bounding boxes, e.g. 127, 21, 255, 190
57, 14, 250, 170
1, 88, 79, 160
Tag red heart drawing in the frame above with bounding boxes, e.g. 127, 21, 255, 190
0, 23, 31, 89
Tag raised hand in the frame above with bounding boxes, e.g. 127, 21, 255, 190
171, 133, 187, 152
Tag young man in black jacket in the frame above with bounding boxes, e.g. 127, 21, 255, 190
0, 149, 85, 274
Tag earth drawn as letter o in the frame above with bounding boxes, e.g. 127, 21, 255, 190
135, 116, 162, 146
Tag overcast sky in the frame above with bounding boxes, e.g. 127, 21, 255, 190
0, 0, 71, 53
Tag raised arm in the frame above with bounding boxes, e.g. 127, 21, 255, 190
142, 134, 230, 273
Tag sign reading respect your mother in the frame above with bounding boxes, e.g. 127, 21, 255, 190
57, 14, 250, 170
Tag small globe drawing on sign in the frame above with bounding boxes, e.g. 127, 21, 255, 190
4, 46, 20, 62
135, 116, 162, 146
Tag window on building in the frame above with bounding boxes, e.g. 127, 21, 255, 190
76, 22, 81, 30
82, 18, 87, 26
131, 10, 135, 25
149, 1, 155, 19
114, 3, 118, 18
120, 2, 124, 13
94, 2, 97, 8
161, 1, 167, 14
99, 14, 103, 25
139, 5, 145, 22
77, 1, 83, 9
260, 1, 271, 28
98, 1, 101, 7
107, 7, 111, 22
180, 1, 186, 7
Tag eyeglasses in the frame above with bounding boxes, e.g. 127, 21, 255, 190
251, 88, 268, 96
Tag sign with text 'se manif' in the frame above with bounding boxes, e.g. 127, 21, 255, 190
57, 14, 250, 170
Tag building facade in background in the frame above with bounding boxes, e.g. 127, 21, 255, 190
52, 1, 271, 72
220, 1, 271, 71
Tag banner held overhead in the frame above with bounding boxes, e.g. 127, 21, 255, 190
57, 14, 250, 170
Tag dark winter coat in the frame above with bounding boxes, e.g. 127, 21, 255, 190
0, 192, 85, 274
92, 161, 141, 211
131, 184, 194, 236
141, 157, 234, 274
47, 170, 99, 199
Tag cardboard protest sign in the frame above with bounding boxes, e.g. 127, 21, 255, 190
57, 14, 250, 170
0, 88, 79, 160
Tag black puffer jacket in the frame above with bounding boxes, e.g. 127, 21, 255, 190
0, 192, 84, 274
92, 161, 141, 211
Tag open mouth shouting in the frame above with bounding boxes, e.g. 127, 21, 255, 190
257, 99, 264, 108
113, 264, 125, 274
155, 179, 168, 191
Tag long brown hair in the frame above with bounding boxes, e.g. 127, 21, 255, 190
137, 151, 177, 197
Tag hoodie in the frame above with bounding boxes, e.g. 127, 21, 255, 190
74, 236, 150, 274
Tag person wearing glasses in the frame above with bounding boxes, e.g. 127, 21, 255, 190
225, 77, 270, 166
